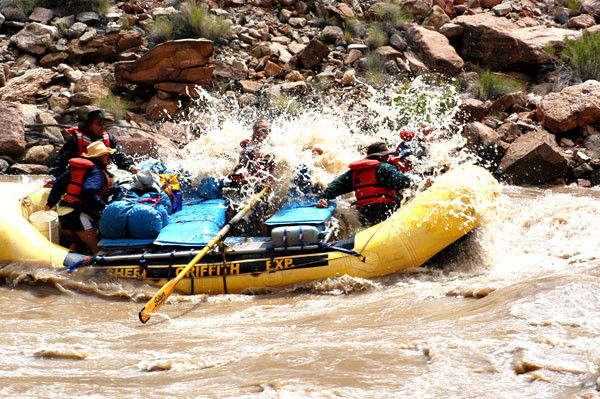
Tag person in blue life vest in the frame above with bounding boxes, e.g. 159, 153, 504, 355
44, 141, 115, 255
45, 109, 138, 187
316, 141, 412, 226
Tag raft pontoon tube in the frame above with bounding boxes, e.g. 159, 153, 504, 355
0, 165, 498, 294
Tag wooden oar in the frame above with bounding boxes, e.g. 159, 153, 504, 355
138, 186, 270, 324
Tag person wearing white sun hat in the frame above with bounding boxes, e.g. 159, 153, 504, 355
45, 141, 116, 254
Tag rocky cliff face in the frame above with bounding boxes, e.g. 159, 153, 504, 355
0, 0, 599, 186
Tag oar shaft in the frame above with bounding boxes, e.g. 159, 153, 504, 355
138, 187, 269, 323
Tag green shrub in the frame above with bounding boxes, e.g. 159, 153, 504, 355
478, 69, 523, 100
364, 53, 387, 87
561, 30, 600, 82
149, 15, 174, 43
95, 94, 130, 122
270, 93, 299, 115
367, 23, 387, 48
393, 78, 459, 126
176, 1, 232, 42
567, 0, 581, 10
373, 1, 411, 26
149, 1, 232, 44
343, 17, 362, 42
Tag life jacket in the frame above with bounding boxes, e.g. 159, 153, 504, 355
230, 139, 274, 186
388, 155, 412, 173
62, 158, 110, 205
67, 126, 111, 156
349, 159, 396, 208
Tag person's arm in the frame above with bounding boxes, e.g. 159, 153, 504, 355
108, 135, 136, 172
80, 169, 109, 217
46, 171, 70, 208
48, 136, 78, 178
377, 163, 412, 191
321, 170, 354, 200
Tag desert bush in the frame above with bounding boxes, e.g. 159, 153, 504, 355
367, 23, 387, 48
364, 53, 387, 87
149, 1, 232, 45
373, 1, 411, 27
393, 77, 459, 127
95, 94, 129, 122
561, 30, 600, 82
149, 15, 174, 43
343, 17, 363, 42
478, 69, 523, 100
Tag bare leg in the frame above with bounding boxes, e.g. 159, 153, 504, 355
76, 228, 100, 255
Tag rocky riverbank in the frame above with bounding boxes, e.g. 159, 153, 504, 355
0, 0, 599, 186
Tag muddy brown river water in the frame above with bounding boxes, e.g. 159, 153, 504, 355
1, 184, 599, 398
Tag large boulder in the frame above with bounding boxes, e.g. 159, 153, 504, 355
0, 67, 63, 104
407, 26, 464, 75
454, 14, 579, 70
9, 22, 57, 55
115, 39, 214, 86
537, 80, 600, 134
499, 128, 569, 184
297, 39, 330, 69
0, 101, 25, 156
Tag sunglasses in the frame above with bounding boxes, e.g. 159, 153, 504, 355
93, 120, 106, 127
256, 127, 269, 134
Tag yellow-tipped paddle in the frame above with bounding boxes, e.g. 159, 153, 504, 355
139, 187, 270, 323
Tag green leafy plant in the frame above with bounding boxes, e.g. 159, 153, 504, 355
95, 94, 130, 122
561, 30, 600, 82
478, 69, 523, 100
393, 77, 459, 127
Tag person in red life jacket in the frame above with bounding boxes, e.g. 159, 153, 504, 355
316, 141, 412, 226
388, 129, 429, 173
45, 109, 137, 187
44, 141, 115, 255
226, 118, 275, 236
228, 118, 275, 188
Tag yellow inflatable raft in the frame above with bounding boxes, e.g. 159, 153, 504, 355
0, 165, 498, 294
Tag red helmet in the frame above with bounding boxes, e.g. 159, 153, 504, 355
400, 129, 415, 141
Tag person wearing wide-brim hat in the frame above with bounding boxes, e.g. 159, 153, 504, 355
45, 141, 116, 255
316, 140, 413, 227
46, 109, 138, 185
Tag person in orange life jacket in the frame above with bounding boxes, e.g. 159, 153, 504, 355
44, 141, 115, 255
226, 118, 275, 236
316, 141, 412, 226
45, 109, 138, 187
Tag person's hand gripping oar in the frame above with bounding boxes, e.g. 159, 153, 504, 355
138, 186, 270, 324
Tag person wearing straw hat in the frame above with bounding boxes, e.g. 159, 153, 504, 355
46, 109, 138, 186
45, 141, 116, 255
316, 140, 412, 227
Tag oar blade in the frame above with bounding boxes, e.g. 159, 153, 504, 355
138, 278, 178, 323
